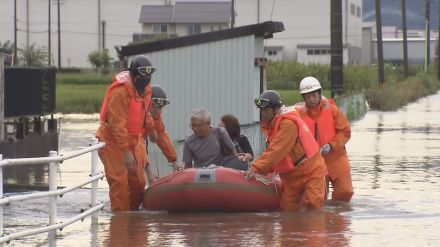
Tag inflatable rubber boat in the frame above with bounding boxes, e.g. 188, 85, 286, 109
142, 166, 281, 212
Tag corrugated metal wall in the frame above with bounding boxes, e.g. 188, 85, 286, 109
146, 35, 264, 142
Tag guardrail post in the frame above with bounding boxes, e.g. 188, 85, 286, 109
90, 138, 99, 224
0, 154, 3, 237
48, 150, 58, 241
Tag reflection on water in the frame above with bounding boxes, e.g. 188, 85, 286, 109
2, 92, 440, 246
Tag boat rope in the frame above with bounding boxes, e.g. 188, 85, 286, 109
271, 173, 281, 196
254, 174, 271, 185
152, 142, 160, 177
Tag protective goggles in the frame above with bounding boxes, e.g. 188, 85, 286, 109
152, 97, 170, 107
254, 98, 270, 108
138, 66, 157, 76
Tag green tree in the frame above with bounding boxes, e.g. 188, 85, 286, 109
0, 40, 14, 54
87, 49, 112, 69
1, 40, 15, 65
19, 43, 48, 67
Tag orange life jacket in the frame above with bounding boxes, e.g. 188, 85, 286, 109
267, 110, 320, 173
297, 98, 336, 146
99, 71, 151, 136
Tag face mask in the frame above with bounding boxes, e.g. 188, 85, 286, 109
134, 75, 150, 95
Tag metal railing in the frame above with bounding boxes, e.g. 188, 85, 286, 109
0, 138, 105, 244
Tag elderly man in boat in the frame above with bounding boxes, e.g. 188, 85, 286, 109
182, 109, 248, 171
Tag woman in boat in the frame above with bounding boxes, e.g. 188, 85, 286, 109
219, 114, 254, 163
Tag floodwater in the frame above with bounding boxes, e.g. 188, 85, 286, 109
2, 91, 440, 246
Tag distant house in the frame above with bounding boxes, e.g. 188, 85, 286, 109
133, 1, 232, 43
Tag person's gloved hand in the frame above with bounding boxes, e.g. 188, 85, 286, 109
320, 144, 331, 155
123, 151, 136, 170
244, 167, 256, 180
170, 161, 180, 172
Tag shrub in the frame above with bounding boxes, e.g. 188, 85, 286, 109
87, 49, 112, 70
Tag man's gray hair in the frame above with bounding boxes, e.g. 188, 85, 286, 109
190, 109, 211, 123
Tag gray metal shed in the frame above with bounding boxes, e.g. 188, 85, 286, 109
116, 21, 284, 170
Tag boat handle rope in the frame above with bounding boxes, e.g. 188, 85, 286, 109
254, 174, 271, 185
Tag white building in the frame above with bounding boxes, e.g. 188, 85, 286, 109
234, 0, 363, 64
362, 22, 438, 65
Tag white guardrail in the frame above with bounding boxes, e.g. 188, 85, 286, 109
0, 138, 105, 244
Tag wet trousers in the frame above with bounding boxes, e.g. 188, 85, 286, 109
325, 152, 354, 202
99, 141, 146, 211
279, 164, 327, 211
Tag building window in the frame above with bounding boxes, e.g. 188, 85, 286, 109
268, 50, 277, 56
350, 3, 356, 15
307, 49, 331, 55
153, 24, 167, 33
188, 24, 201, 35
356, 6, 361, 17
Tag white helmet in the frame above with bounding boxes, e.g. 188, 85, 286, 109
299, 76, 322, 94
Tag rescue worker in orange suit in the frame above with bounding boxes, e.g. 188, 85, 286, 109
295, 76, 354, 202
245, 90, 328, 211
96, 55, 156, 211
144, 85, 179, 184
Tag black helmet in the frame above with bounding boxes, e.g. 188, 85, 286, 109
129, 55, 156, 76
151, 85, 170, 107
254, 90, 282, 108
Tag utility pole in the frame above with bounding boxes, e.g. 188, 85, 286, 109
98, 0, 101, 51
57, 0, 61, 68
0, 50, 4, 142
26, 0, 29, 51
231, 0, 235, 28
330, 0, 344, 97
401, 0, 408, 78
257, 0, 260, 24
437, 0, 440, 80
48, 0, 51, 66
375, 0, 385, 87
14, 0, 17, 65
102, 20, 106, 50
424, 0, 430, 72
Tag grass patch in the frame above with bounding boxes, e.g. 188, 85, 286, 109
366, 72, 440, 111
57, 73, 112, 85
56, 84, 107, 113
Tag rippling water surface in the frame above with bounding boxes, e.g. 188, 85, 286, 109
3, 92, 440, 246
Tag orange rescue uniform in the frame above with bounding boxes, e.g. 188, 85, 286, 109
296, 98, 354, 202
96, 71, 153, 211
251, 108, 328, 211
145, 112, 177, 163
